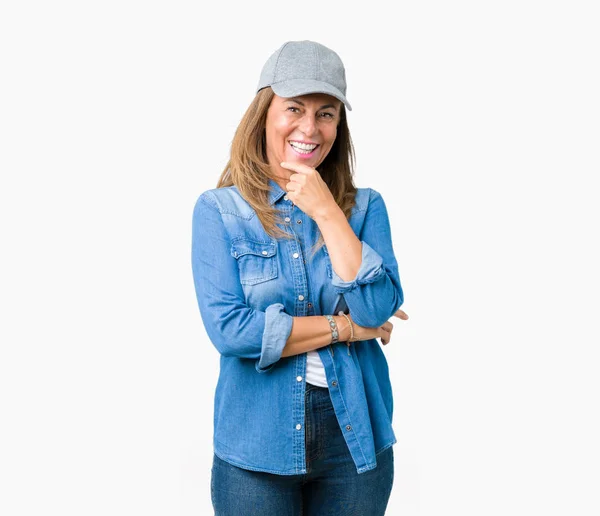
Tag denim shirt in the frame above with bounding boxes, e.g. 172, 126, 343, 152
191, 178, 404, 475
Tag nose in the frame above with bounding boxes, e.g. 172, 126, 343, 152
298, 113, 317, 138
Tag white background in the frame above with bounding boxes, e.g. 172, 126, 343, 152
1, 1, 599, 515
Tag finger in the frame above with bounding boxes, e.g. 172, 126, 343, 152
381, 321, 393, 332
280, 161, 312, 173
394, 309, 409, 320
289, 173, 305, 184
382, 328, 393, 345
293, 168, 313, 175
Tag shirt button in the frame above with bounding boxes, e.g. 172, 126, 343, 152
298, 295, 304, 301
296, 375, 302, 382
331, 380, 337, 386
261, 250, 268, 255
296, 424, 302, 430
283, 195, 288, 201
346, 425, 352, 431
284, 216, 291, 222
293, 252, 299, 258
296, 220, 302, 224
307, 303, 312, 308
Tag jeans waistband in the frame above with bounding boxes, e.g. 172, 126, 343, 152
305, 382, 330, 394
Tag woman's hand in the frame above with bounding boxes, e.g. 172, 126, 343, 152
346, 309, 409, 346
279, 161, 337, 220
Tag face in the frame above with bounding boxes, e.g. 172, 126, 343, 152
264, 93, 342, 182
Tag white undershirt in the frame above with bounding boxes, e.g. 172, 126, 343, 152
305, 349, 329, 387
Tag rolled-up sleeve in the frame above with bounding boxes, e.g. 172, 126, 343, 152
191, 192, 293, 373
256, 303, 293, 373
330, 189, 404, 328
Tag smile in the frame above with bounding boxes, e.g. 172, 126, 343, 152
288, 141, 319, 158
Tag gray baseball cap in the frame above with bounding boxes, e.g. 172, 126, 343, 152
256, 40, 352, 111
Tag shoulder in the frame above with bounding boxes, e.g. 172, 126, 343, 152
353, 187, 373, 213
353, 187, 389, 214
194, 186, 254, 218
355, 188, 392, 228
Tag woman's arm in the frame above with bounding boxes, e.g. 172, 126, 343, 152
314, 189, 404, 328
313, 200, 363, 282
280, 315, 351, 358
278, 164, 403, 329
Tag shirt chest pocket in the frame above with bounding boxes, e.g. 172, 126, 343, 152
230, 238, 278, 286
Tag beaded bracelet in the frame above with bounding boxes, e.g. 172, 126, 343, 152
338, 311, 354, 342
338, 311, 354, 355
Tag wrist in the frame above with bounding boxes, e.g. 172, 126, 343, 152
313, 201, 342, 223
334, 315, 351, 342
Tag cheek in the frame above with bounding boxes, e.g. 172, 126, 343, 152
266, 121, 291, 149
272, 125, 292, 146
325, 128, 338, 147
325, 123, 337, 139
273, 115, 293, 132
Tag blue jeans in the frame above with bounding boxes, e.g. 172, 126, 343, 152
211, 383, 395, 515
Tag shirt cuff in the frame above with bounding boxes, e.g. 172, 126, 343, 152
330, 241, 386, 294
255, 303, 294, 373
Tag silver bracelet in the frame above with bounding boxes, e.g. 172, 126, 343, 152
324, 315, 339, 344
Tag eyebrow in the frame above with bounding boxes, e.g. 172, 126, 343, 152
286, 98, 339, 111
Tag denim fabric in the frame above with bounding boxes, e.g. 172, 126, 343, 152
211, 384, 394, 515
191, 178, 404, 475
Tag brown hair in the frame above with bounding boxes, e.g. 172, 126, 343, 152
216, 87, 358, 258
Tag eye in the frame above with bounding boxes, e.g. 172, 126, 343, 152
286, 106, 300, 113
320, 112, 335, 119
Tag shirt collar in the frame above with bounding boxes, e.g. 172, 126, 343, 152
268, 178, 287, 205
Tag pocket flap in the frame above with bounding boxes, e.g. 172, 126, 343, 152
230, 239, 277, 259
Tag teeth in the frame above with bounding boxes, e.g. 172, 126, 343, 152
292, 147, 312, 154
290, 141, 317, 151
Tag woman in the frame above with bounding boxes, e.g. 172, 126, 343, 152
191, 40, 408, 515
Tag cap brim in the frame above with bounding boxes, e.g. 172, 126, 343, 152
271, 79, 352, 111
